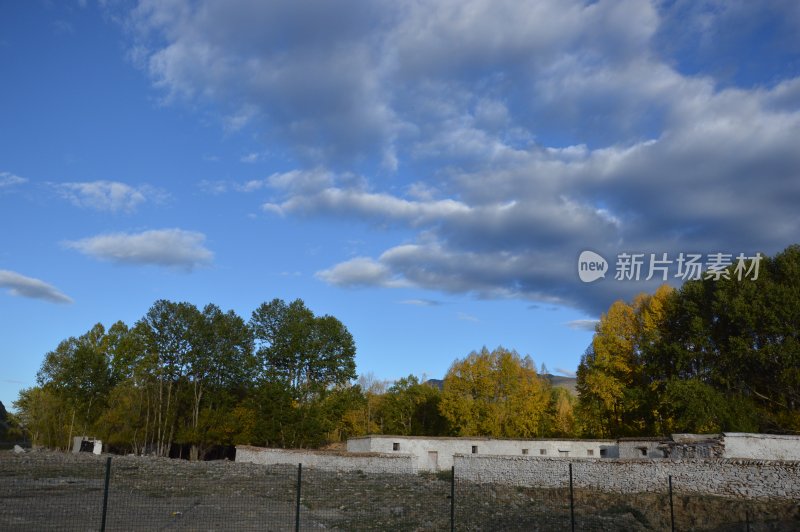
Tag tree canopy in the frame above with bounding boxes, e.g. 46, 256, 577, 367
578, 245, 800, 436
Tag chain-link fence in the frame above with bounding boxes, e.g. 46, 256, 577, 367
1, 451, 797, 531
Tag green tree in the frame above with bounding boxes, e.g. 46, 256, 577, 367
181, 304, 254, 460
643, 246, 800, 432
249, 299, 358, 448
250, 299, 356, 401
13, 387, 71, 450
135, 300, 202, 456
36, 323, 118, 447
378, 375, 446, 436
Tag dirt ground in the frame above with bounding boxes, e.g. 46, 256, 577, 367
1, 449, 797, 531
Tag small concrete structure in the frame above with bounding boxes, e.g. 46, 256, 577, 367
71, 436, 102, 455
347, 435, 619, 471
618, 437, 667, 459
722, 433, 800, 460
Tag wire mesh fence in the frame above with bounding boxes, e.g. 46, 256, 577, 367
1, 450, 798, 531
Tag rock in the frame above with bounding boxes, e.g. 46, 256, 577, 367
13, 445, 25, 454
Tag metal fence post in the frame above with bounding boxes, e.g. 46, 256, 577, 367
450, 465, 455, 532
669, 475, 675, 532
569, 463, 575, 532
100, 456, 111, 532
295, 463, 302, 532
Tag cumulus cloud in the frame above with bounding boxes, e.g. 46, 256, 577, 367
64, 229, 213, 271
121, 0, 800, 314
0, 270, 73, 304
315, 257, 408, 288
54, 181, 162, 212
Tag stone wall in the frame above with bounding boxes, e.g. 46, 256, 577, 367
235, 445, 415, 474
453, 455, 800, 499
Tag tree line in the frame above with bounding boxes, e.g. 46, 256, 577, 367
13, 298, 577, 456
12, 245, 799, 456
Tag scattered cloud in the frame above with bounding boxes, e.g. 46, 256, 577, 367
399, 298, 442, 306
53, 180, 163, 213
457, 312, 479, 322
0, 171, 27, 189
565, 319, 600, 332
0, 270, 73, 304
240, 152, 266, 163
198, 179, 229, 195
64, 229, 213, 271
52, 19, 75, 35
315, 257, 409, 288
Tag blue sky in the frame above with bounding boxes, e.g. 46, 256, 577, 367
1, 0, 799, 410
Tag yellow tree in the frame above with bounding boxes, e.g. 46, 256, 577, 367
577, 285, 674, 437
440, 347, 550, 437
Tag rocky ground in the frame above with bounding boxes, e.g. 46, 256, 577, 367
1, 449, 797, 531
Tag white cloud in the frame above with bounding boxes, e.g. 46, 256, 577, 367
457, 312, 479, 322
0, 270, 73, 304
565, 319, 599, 332
54, 181, 161, 212
0, 172, 27, 188
64, 229, 213, 271
399, 298, 442, 306
315, 257, 408, 288
121, 0, 800, 314
198, 179, 229, 195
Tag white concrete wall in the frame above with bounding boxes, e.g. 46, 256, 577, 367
723, 433, 800, 460
347, 436, 618, 471
454, 455, 800, 499
235, 446, 415, 474
618, 440, 666, 459
345, 437, 372, 453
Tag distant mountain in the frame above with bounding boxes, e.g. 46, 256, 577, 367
544, 374, 578, 395
425, 375, 577, 395
424, 379, 444, 390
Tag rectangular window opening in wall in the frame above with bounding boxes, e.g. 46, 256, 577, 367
638, 446, 647, 457
522, 448, 529, 455
559, 450, 569, 457
471, 445, 478, 454
392, 442, 400, 451
587, 449, 594, 456
540, 449, 547, 455
600, 449, 607, 457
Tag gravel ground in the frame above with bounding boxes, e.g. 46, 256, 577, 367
1, 449, 798, 531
